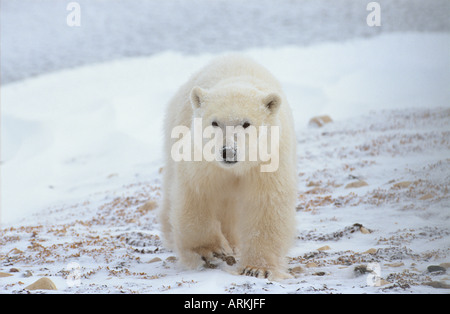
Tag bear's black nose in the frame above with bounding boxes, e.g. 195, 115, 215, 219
222, 146, 237, 163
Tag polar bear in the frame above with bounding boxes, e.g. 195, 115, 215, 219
159, 55, 297, 280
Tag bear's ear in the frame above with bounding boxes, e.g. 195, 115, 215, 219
263, 93, 281, 114
190, 86, 207, 109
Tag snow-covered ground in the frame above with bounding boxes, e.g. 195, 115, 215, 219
1, 32, 449, 293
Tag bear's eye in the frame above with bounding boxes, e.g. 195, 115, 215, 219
242, 122, 250, 129
212, 121, 219, 127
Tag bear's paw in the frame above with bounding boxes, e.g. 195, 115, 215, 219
240, 266, 292, 281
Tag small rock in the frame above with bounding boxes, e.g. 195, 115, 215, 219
353, 223, 372, 234
393, 181, 412, 189
313, 271, 326, 276
439, 262, 450, 269
148, 257, 162, 263
290, 266, 304, 274
138, 201, 157, 213
427, 265, 446, 274
7, 248, 24, 257
305, 187, 327, 194
0, 272, 13, 278
317, 245, 331, 251
308, 115, 333, 128
419, 193, 434, 200
9, 268, 20, 273
25, 277, 57, 290
345, 180, 368, 189
306, 262, 318, 268
9, 248, 24, 255
306, 181, 321, 187
363, 248, 378, 254
165, 256, 177, 262
23, 270, 33, 278
423, 281, 450, 289
354, 265, 371, 276
385, 262, 404, 268
378, 279, 391, 287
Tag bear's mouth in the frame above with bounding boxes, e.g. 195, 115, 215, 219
223, 159, 238, 165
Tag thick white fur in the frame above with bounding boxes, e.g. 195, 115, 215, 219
159, 55, 297, 280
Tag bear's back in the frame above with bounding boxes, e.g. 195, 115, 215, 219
190, 55, 282, 91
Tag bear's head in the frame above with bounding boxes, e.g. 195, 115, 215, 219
190, 84, 281, 174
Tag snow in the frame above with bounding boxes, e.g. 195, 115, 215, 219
1, 32, 450, 293
3, 0, 449, 84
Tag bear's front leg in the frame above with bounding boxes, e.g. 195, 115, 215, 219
172, 186, 234, 269
238, 187, 296, 281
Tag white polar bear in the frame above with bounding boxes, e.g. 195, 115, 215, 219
159, 55, 297, 280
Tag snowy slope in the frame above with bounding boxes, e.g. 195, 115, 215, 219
1, 33, 449, 293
